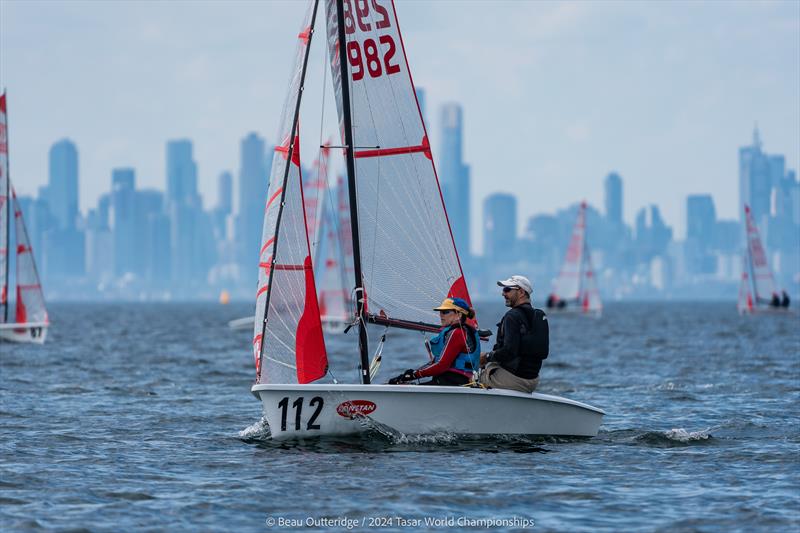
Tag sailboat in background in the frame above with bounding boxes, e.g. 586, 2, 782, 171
314, 176, 353, 330
738, 204, 791, 314
0, 93, 49, 344
546, 201, 602, 316
248, 0, 603, 439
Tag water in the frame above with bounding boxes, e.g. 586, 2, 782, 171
1, 302, 798, 531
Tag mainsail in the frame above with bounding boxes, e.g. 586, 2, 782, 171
552, 203, 587, 302
0, 93, 9, 322
253, 0, 327, 385
743, 204, 779, 304
324, 0, 472, 333
11, 188, 47, 326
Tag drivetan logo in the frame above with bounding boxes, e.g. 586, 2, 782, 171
336, 400, 377, 419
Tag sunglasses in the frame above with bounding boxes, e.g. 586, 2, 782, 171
502, 286, 519, 293
438, 309, 455, 315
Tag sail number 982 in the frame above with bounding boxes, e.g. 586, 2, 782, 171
277, 396, 324, 431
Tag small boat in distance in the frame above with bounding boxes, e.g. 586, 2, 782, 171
248, 0, 603, 440
0, 93, 49, 344
738, 204, 791, 314
546, 201, 602, 316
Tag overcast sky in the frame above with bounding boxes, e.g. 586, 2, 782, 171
1, 0, 798, 253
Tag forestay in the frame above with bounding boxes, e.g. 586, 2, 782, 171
325, 0, 471, 332
743, 205, 778, 303
0, 94, 9, 321
253, 0, 328, 385
11, 189, 47, 326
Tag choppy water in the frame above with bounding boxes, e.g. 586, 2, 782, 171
1, 302, 798, 531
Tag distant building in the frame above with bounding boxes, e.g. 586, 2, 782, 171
111, 168, 136, 277
483, 193, 517, 262
439, 103, 471, 259
604, 172, 623, 226
48, 139, 79, 230
237, 133, 268, 279
166, 139, 198, 207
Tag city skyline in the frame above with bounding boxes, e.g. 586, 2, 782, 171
1, 0, 798, 246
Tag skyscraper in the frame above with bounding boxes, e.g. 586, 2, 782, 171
604, 172, 623, 225
165, 139, 201, 287
237, 133, 268, 277
48, 139, 78, 230
111, 168, 136, 276
439, 103, 471, 258
686, 195, 716, 245
739, 127, 770, 225
685, 195, 717, 274
483, 193, 517, 262
166, 139, 198, 207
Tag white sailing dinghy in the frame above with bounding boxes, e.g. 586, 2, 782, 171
0, 93, 49, 344
737, 204, 791, 314
250, 0, 604, 439
546, 201, 602, 316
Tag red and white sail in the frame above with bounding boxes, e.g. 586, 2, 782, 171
551, 202, 601, 314
743, 204, 779, 304
315, 184, 353, 325
580, 246, 602, 313
303, 141, 331, 260
11, 188, 47, 327
253, 0, 327, 385
0, 93, 9, 321
552, 203, 587, 303
325, 0, 472, 331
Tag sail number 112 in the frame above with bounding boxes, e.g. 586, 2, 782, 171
277, 396, 324, 431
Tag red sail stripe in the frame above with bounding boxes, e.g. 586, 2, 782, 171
256, 285, 269, 298
264, 188, 283, 212
260, 237, 275, 255
17, 284, 41, 290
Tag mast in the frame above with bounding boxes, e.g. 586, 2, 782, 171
2, 92, 9, 323
335, 0, 370, 384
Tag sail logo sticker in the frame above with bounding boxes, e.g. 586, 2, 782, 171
336, 400, 377, 419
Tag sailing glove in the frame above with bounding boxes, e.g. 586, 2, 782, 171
388, 369, 417, 384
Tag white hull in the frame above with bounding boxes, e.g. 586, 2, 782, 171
0, 322, 48, 344
546, 306, 602, 318
228, 316, 254, 330
251, 384, 604, 440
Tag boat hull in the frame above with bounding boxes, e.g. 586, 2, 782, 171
251, 384, 604, 440
0, 323, 48, 344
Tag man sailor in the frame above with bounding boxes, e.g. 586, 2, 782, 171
479, 275, 548, 393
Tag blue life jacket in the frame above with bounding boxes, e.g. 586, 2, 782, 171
428, 325, 481, 375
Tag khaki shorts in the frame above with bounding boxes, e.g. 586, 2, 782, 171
479, 362, 539, 394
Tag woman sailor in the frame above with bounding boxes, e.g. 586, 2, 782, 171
388, 297, 481, 386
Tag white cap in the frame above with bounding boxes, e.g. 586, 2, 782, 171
497, 275, 532, 295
